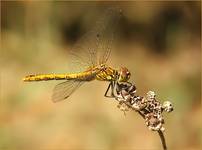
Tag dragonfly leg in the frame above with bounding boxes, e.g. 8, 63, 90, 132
111, 81, 116, 97
104, 81, 115, 98
104, 82, 112, 97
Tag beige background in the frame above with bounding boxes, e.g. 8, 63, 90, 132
1, 1, 201, 150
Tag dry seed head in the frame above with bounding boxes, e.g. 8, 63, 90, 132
145, 113, 164, 131
163, 101, 174, 113
146, 91, 156, 101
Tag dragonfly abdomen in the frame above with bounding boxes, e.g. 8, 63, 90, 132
23, 71, 96, 82
23, 74, 68, 81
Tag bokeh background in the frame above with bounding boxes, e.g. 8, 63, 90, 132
1, 1, 201, 150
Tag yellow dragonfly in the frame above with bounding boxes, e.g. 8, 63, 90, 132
23, 8, 131, 102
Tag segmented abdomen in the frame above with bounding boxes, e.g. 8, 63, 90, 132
23, 72, 96, 82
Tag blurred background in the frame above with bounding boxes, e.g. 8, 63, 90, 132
1, 1, 201, 150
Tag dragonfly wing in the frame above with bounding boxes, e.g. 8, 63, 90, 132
52, 80, 84, 103
96, 8, 122, 65
68, 8, 122, 72
68, 31, 99, 72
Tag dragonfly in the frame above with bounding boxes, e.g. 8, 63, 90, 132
23, 8, 131, 102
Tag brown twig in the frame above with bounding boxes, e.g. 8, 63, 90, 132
158, 130, 167, 150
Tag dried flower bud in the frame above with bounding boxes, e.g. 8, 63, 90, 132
160, 127, 165, 132
146, 91, 156, 101
147, 99, 162, 115
145, 113, 164, 131
114, 81, 173, 132
131, 97, 147, 110
163, 101, 174, 113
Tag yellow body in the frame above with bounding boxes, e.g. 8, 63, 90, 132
23, 65, 118, 82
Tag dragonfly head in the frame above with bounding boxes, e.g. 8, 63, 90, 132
118, 67, 131, 82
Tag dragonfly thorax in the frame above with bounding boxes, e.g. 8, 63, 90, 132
95, 64, 118, 81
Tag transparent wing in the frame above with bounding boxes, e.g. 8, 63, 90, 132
68, 31, 99, 73
52, 80, 84, 103
68, 7, 122, 73
96, 8, 122, 65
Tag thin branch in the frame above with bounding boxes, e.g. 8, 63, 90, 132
158, 130, 167, 150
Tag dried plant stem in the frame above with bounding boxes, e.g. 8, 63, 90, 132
158, 130, 167, 150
